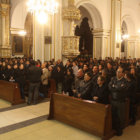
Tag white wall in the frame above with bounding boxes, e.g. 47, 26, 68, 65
10, 0, 140, 59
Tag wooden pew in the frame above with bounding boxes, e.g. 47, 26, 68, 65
48, 93, 114, 140
0, 80, 25, 105
48, 79, 56, 98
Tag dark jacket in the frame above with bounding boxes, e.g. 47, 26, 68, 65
54, 70, 64, 83
126, 80, 136, 104
28, 65, 42, 83
92, 83, 109, 104
17, 69, 26, 85
109, 77, 127, 101
63, 74, 74, 95
79, 79, 93, 100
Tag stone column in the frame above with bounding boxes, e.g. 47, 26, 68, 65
93, 29, 111, 59
127, 36, 140, 59
110, 0, 122, 58
0, 3, 11, 57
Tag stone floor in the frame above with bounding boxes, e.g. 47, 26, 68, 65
0, 99, 11, 109
0, 99, 140, 140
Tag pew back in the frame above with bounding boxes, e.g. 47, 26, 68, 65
0, 80, 25, 105
48, 93, 114, 140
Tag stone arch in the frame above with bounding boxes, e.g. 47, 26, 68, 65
11, 0, 28, 29
122, 15, 136, 35
75, 0, 103, 29
75, 0, 103, 58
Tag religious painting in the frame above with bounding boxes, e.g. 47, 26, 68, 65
45, 36, 52, 44
12, 35, 24, 54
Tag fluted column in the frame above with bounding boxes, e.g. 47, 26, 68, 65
0, 3, 11, 57
110, 0, 122, 58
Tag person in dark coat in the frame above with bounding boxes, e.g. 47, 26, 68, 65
5, 64, 13, 81
13, 64, 19, 82
27, 60, 42, 105
106, 62, 116, 80
77, 72, 93, 100
64, 60, 72, 75
92, 76, 109, 104
92, 65, 99, 86
53, 66, 64, 94
17, 64, 26, 99
63, 69, 74, 96
109, 67, 127, 136
125, 72, 136, 125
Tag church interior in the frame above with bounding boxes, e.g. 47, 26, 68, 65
0, 0, 140, 139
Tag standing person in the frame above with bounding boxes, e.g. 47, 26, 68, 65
27, 60, 42, 105
40, 63, 49, 97
109, 67, 127, 136
17, 64, 26, 99
125, 72, 136, 125
63, 69, 74, 96
72, 61, 78, 77
92, 76, 109, 104
54, 66, 64, 94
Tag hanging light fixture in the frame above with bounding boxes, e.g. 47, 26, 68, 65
122, 34, 130, 40
27, 0, 59, 24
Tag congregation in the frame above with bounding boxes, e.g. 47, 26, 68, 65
0, 56, 140, 136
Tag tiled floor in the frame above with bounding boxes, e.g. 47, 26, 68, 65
0, 99, 11, 109
0, 102, 49, 128
0, 99, 140, 140
0, 119, 140, 140
0, 120, 100, 140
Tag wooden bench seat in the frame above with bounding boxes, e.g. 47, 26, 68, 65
48, 93, 114, 140
0, 80, 25, 105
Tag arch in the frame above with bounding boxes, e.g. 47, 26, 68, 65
11, 0, 28, 29
75, 0, 103, 29
122, 15, 136, 35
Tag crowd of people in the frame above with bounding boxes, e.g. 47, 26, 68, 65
0, 56, 140, 136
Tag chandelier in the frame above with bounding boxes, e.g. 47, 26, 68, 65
27, 0, 59, 24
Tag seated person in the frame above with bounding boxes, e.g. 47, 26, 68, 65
74, 72, 93, 100
92, 76, 109, 104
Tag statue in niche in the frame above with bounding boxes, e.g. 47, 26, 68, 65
75, 17, 93, 55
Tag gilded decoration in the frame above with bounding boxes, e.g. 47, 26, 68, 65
62, 7, 81, 21
62, 36, 80, 58
62, 0, 81, 59
0, 4, 9, 16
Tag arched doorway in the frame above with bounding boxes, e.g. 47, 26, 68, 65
121, 15, 136, 58
121, 21, 128, 58
75, 1, 103, 58
75, 6, 93, 56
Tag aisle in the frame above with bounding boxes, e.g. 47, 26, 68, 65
0, 101, 49, 134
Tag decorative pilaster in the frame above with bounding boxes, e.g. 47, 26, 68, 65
110, 0, 122, 58
93, 29, 111, 59
127, 36, 140, 58
0, 2, 11, 57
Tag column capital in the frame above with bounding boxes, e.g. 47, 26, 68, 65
0, 3, 10, 16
